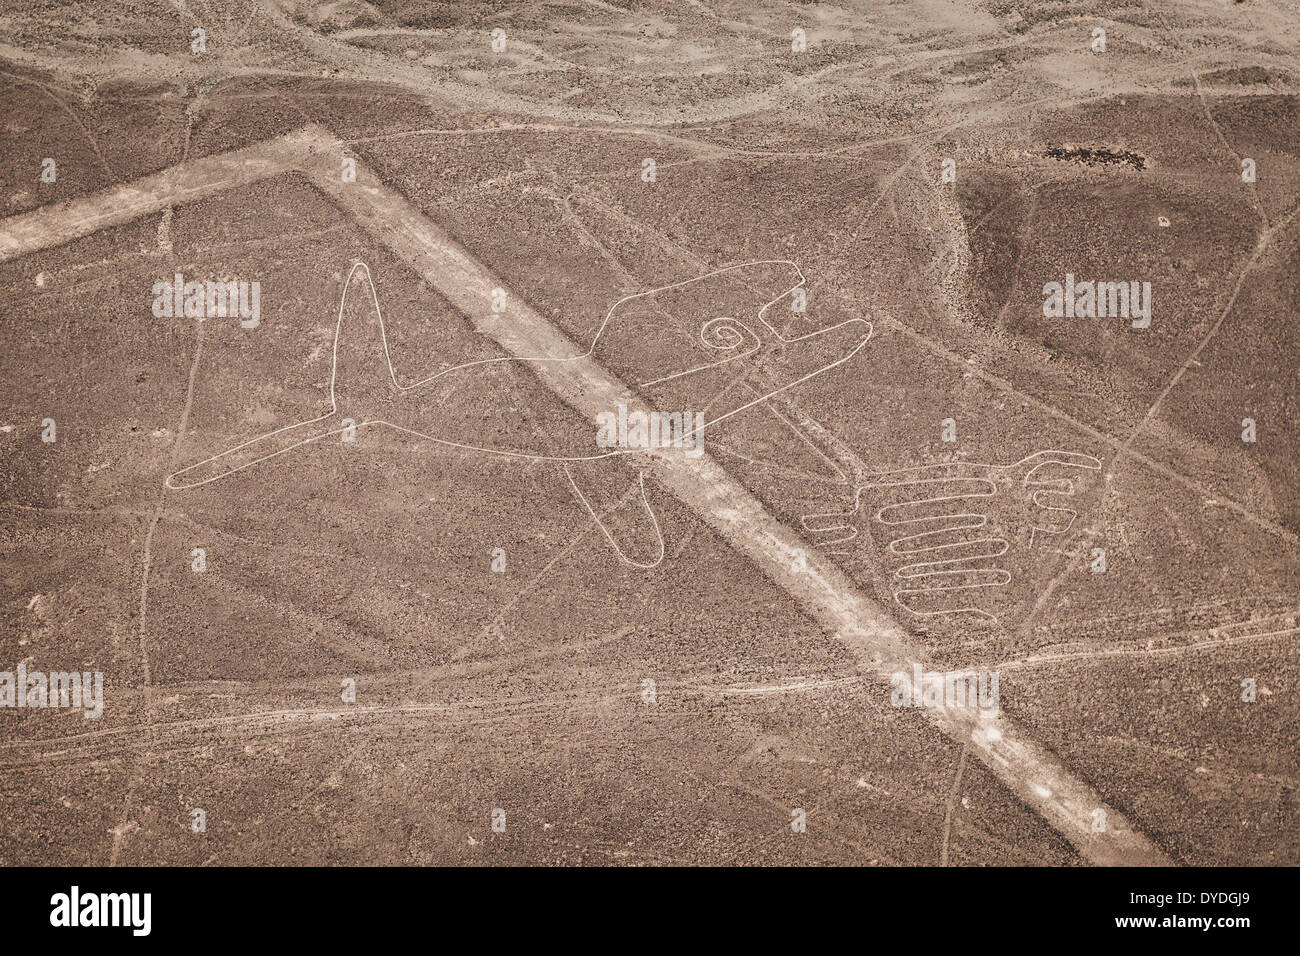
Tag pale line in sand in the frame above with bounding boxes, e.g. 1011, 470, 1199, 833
993, 625, 1300, 673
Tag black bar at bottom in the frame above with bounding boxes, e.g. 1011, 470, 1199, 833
4, 865, 1285, 943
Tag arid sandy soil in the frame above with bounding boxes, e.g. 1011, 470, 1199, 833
1, 0, 1297, 865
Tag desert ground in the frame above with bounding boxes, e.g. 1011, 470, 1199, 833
1, 0, 1297, 865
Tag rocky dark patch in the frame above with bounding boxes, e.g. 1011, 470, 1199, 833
1044, 144, 1147, 170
